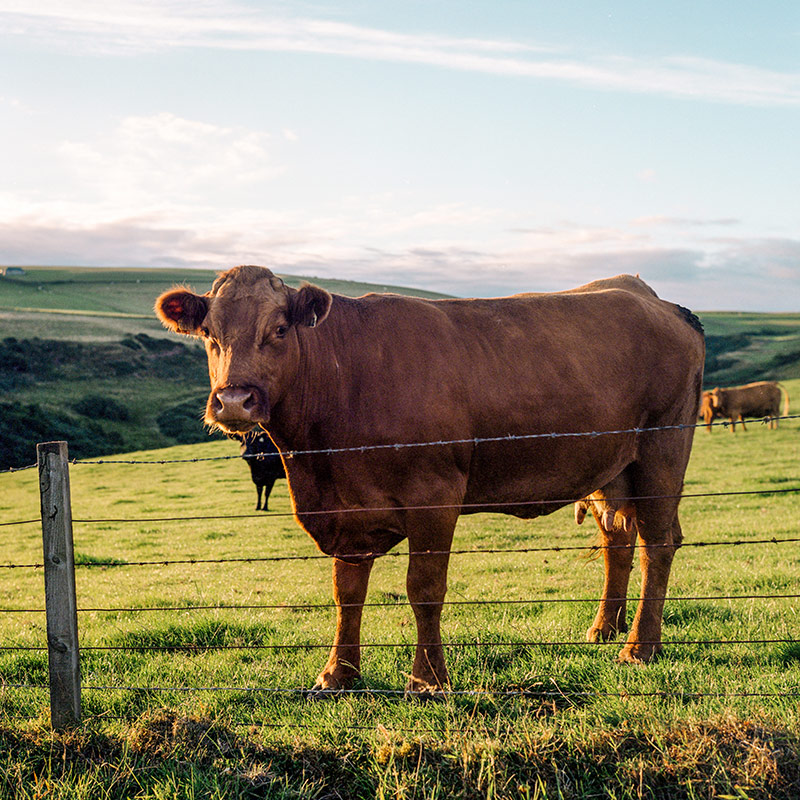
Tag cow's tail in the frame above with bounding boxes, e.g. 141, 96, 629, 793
777, 382, 790, 417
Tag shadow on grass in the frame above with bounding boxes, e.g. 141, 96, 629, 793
2, 712, 800, 799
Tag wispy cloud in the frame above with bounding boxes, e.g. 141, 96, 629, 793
3, 1, 800, 106
44, 112, 283, 213
2, 210, 797, 310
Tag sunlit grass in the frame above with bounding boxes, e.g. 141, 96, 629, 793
1, 382, 799, 797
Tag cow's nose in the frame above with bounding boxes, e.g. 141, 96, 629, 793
211, 386, 258, 423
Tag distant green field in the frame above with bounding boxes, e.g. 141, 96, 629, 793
0, 384, 798, 798
0, 267, 451, 341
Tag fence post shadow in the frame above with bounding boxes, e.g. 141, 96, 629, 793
37, 440, 81, 729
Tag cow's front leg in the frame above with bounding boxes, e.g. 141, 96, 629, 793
314, 557, 374, 690
587, 526, 637, 642
405, 547, 452, 694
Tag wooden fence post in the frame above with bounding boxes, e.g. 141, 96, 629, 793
37, 441, 81, 729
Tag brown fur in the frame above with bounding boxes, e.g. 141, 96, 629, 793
156, 266, 705, 691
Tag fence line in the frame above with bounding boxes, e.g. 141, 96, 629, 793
2, 431, 798, 730
4, 683, 800, 701
2, 483, 798, 531
2, 414, 797, 476
3, 637, 798, 654
70, 414, 800, 466
1, 534, 798, 572
2, 591, 799, 616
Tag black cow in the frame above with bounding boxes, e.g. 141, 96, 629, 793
238, 432, 285, 510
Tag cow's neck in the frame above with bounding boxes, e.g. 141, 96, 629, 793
267, 294, 358, 454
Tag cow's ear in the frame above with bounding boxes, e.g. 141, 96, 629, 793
289, 283, 332, 328
155, 288, 209, 335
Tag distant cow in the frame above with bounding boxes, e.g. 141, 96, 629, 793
237, 431, 285, 510
707, 381, 789, 432
157, 266, 704, 693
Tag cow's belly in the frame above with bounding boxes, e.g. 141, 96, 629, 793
461, 432, 638, 518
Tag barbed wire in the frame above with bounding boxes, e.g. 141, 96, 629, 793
2, 414, 797, 476
2, 591, 799, 615
2, 636, 797, 654
3, 683, 799, 702
1, 484, 797, 532
63, 414, 800, 467
1, 534, 798, 571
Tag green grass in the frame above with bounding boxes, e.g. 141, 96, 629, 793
1, 382, 799, 798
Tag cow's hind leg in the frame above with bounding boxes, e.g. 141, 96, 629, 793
587, 524, 637, 642
618, 496, 682, 664
405, 510, 458, 694
617, 427, 692, 664
255, 485, 263, 511
313, 557, 374, 691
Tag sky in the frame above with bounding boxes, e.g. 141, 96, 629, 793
1, 1, 799, 310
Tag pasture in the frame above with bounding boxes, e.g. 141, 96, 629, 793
1, 382, 799, 799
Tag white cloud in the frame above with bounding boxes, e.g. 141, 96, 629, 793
54, 112, 283, 211
2, 1, 800, 106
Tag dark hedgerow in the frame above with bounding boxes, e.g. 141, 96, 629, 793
156, 399, 226, 444
73, 396, 131, 422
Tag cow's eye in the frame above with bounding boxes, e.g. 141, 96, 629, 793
200, 326, 210, 337
275, 325, 288, 339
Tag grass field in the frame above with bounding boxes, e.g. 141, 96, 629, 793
1, 379, 799, 798
0, 267, 451, 342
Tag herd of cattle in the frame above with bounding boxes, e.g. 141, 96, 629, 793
155, 266, 789, 693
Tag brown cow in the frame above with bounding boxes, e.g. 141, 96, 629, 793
707, 381, 789, 432
156, 266, 705, 693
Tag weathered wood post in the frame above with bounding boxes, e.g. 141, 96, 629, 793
37, 441, 81, 729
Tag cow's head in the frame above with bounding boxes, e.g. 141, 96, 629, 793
699, 390, 717, 428
708, 387, 725, 411
155, 265, 331, 434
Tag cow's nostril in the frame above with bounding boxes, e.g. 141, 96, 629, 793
243, 392, 256, 411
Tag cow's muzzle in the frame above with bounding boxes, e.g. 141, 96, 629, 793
206, 385, 268, 433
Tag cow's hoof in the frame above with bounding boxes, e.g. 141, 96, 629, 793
313, 659, 362, 692
404, 676, 447, 700
616, 643, 662, 664
586, 623, 628, 643
305, 685, 346, 701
